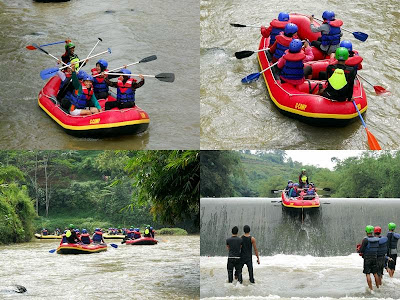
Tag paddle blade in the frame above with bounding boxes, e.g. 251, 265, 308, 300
353, 32, 368, 42
32, 43, 49, 55
374, 86, 389, 95
155, 73, 175, 83
49, 249, 56, 253
234, 50, 254, 59
110, 243, 118, 248
230, 23, 246, 27
26, 45, 37, 50
322, 188, 331, 191
140, 55, 157, 63
40, 67, 59, 80
241, 72, 260, 84
365, 128, 381, 150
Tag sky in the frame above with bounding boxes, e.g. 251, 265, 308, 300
285, 150, 365, 170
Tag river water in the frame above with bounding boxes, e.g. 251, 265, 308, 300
200, 0, 400, 150
0, 235, 199, 299
0, 0, 199, 150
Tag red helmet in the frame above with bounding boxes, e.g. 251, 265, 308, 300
374, 226, 382, 234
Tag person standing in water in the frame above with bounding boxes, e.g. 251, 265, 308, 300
358, 225, 380, 290
239, 225, 260, 284
387, 222, 400, 277
226, 226, 242, 284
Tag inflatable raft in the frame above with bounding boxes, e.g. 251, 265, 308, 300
34, 233, 61, 239
125, 237, 158, 245
257, 13, 367, 126
103, 234, 125, 239
38, 76, 150, 137
56, 243, 108, 254
281, 190, 320, 210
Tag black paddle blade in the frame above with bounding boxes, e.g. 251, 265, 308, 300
234, 50, 254, 59
230, 23, 246, 27
32, 43, 49, 55
322, 188, 331, 191
155, 73, 175, 83
98, 37, 103, 41
140, 55, 157, 63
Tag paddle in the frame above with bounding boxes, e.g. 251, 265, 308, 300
40, 48, 112, 80
241, 62, 279, 83
26, 40, 66, 50
230, 23, 260, 28
235, 48, 269, 59
85, 38, 102, 60
352, 100, 381, 150
93, 55, 158, 77
109, 243, 118, 248
271, 187, 330, 193
32, 43, 70, 67
357, 74, 389, 95
49, 249, 56, 253
104, 72, 175, 83
311, 16, 368, 42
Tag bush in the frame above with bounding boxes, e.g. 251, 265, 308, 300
157, 228, 188, 235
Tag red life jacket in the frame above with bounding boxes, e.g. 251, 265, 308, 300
91, 68, 109, 93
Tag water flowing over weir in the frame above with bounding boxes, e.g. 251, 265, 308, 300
200, 198, 400, 256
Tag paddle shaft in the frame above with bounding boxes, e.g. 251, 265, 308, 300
313, 16, 355, 34
105, 72, 154, 78
27, 40, 65, 49
94, 60, 145, 77
357, 74, 374, 88
33, 44, 69, 67
60, 49, 110, 71
85, 38, 102, 61
260, 61, 279, 74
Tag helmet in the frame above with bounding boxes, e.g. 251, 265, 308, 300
322, 10, 335, 21
95, 228, 100, 232
365, 225, 374, 234
83, 74, 94, 82
75, 229, 80, 233
288, 180, 293, 184
65, 42, 75, 51
135, 228, 140, 231
335, 47, 349, 61
289, 39, 302, 53
278, 12, 289, 22
310, 182, 315, 187
120, 69, 131, 75
284, 23, 298, 35
82, 229, 87, 233
388, 222, 396, 230
97, 59, 108, 69
339, 40, 353, 51
130, 228, 134, 231
302, 169, 306, 172
69, 224, 74, 229
374, 226, 382, 234
150, 227, 153, 230
77, 70, 87, 80
294, 183, 299, 187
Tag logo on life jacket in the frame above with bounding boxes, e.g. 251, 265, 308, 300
328, 69, 347, 90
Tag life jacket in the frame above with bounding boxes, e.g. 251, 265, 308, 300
321, 19, 343, 47
42, 230, 48, 236
61, 234, 68, 244
300, 175, 308, 183
289, 188, 297, 197
306, 188, 315, 195
144, 228, 151, 237
93, 231, 103, 243
273, 34, 292, 61
91, 68, 109, 94
133, 231, 141, 239
364, 236, 379, 256
80, 233, 91, 244
126, 230, 134, 239
377, 236, 388, 256
328, 68, 348, 91
269, 19, 289, 46
280, 51, 306, 81
117, 78, 136, 103
68, 83, 94, 109
388, 232, 400, 254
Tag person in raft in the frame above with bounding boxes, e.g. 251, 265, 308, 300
288, 183, 299, 198
285, 180, 294, 196
144, 225, 152, 238
277, 39, 314, 86
133, 228, 141, 239
41, 228, 48, 236
80, 229, 91, 244
269, 23, 298, 63
374, 226, 388, 286
150, 227, 155, 238
65, 224, 80, 244
103, 69, 144, 110
318, 47, 357, 102
298, 168, 309, 189
332, 40, 363, 71
226, 226, 242, 284
358, 225, 380, 291
261, 12, 290, 46
309, 11, 343, 55
237, 225, 260, 284
65, 63, 102, 116
91, 59, 110, 100
387, 222, 400, 277
92, 228, 105, 244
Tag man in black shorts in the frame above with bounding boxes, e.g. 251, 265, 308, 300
226, 226, 242, 283
387, 222, 400, 277
358, 225, 380, 290
374, 226, 388, 286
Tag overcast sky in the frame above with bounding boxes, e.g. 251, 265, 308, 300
285, 150, 365, 170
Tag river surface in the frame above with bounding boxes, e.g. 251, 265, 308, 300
200, 0, 400, 149
0, 0, 199, 150
0, 235, 199, 299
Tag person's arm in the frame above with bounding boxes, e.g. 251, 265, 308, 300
261, 25, 272, 38
346, 69, 356, 101
90, 93, 102, 110
303, 45, 314, 62
277, 56, 286, 69
132, 76, 145, 89
310, 22, 329, 33
251, 237, 260, 264
269, 41, 277, 54
71, 70, 81, 90
359, 238, 368, 254
105, 77, 118, 88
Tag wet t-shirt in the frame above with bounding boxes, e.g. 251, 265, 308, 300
226, 236, 242, 257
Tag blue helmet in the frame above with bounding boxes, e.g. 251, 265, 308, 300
322, 10, 335, 21
95, 228, 100, 232
130, 228, 134, 231
82, 229, 87, 233
289, 39, 302, 53
340, 40, 353, 51
294, 183, 299, 187
284, 23, 298, 35
150, 227, 153, 230
77, 70, 87, 80
278, 12, 289, 22
135, 228, 140, 231
120, 69, 131, 75
97, 59, 108, 69
288, 180, 293, 184
83, 74, 94, 82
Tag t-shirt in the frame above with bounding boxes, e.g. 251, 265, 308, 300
226, 236, 242, 257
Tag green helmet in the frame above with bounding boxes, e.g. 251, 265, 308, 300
388, 222, 396, 230
301, 169, 306, 172
69, 223, 74, 229
65, 42, 75, 51
365, 225, 374, 234
335, 47, 349, 61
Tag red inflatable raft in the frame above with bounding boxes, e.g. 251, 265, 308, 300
125, 237, 158, 245
281, 190, 320, 210
38, 76, 150, 137
56, 243, 108, 254
257, 13, 367, 126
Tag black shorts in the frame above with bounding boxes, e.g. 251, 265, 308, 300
363, 256, 377, 274
388, 254, 397, 270
376, 256, 385, 276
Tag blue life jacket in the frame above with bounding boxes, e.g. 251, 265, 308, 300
61, 235, 68, 243
289, 188, 297, 197
67, 83, 93, 109
280, 51, 306, 81
364, 236, 379, 256
377, 236, 388, 256
388, 232, 400, 250
321, 20, 343, 47
117, 78, 136, 103
133, 232, 141, 239
93, 232, 103, 243
80, 233, 91, 244
91, 68, 109, 95
269, 19, 288, 46
273, 35, 292, 61
306, 188, 315, 195
126, 230, 134, 239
